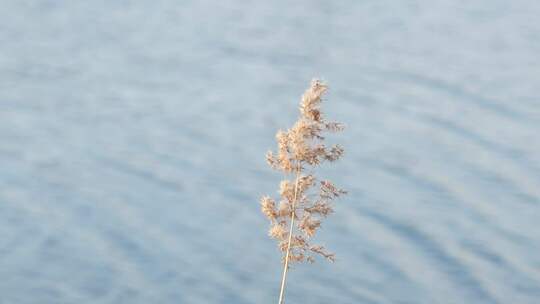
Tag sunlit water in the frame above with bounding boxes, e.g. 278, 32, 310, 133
1, 1, 539, 303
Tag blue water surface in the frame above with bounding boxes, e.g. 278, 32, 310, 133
1, 1, 539, 303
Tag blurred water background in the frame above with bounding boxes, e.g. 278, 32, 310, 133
1, 1, 540, 303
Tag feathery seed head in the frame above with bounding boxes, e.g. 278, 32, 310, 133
260, 79, 346, 265
260, 196, 278, 221
269, 223, 288, 240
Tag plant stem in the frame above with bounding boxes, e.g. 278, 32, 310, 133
278, 165, 301, 304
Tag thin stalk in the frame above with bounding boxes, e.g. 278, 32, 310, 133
278, 164, 301, 304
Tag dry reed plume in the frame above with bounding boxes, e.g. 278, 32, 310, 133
260, 79, 346, 304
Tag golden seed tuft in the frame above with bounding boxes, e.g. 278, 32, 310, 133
260, 79, 346, 265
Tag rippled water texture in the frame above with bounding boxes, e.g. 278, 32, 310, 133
1, 1, 539, 303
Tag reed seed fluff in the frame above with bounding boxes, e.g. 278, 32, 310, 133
260, 79, 346, 264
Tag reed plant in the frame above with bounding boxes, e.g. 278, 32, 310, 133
260, 79, 346, 304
